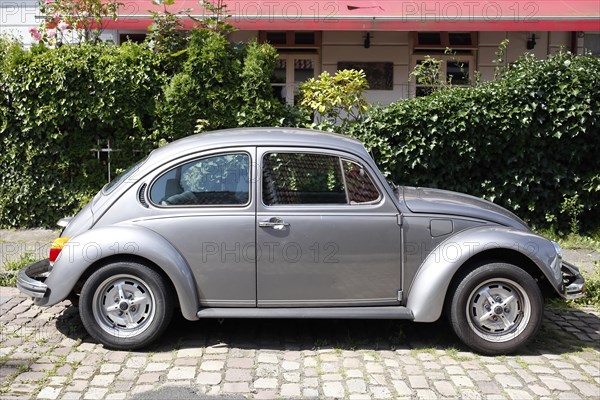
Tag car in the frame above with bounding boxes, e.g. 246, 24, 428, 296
17, 128, 585, 354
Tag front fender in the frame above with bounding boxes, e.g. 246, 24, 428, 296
406, 226, 561, 322
37, 225, 200, 320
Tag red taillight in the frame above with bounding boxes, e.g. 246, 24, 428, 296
49, 237, 70, 263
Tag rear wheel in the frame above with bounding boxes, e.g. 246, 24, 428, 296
448, 262, 543, 355
79, 261, 173, 350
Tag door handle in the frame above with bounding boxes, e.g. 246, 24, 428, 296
259, 217, 290, 230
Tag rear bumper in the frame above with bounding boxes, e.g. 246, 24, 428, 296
561, 261, 585, 300
16, 259, 51, 299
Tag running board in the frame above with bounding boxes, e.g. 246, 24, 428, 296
196, 306, 414, 320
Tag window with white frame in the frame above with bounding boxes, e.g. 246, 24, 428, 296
411, 55, 474, 97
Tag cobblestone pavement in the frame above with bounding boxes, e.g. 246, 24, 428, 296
1, 287, 599, 400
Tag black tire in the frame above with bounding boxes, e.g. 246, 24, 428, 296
79, 261, 174, 350
448, 262, 543, 355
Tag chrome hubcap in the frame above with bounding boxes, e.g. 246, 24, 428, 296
466, 278, 531, 343
92, 274, 156, 338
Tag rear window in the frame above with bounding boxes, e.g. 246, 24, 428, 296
102, 157, 147, 194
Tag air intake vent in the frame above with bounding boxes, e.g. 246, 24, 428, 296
138, 184, 149, 208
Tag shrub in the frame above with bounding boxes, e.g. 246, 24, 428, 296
347, 52, 600, 230
0, 40, 165, 228
156, 30, 286, 140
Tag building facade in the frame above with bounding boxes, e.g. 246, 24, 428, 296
2, 1, 599, 105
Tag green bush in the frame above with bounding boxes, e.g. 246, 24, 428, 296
156, 30, 286, 139
348, 52, 600, 230
0, 40, 165, 228
0, 31, 288, 228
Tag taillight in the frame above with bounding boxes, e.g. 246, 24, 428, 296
49, 237, 70, 264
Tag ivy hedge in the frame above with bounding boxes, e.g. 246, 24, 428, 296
348, 52, 600, 231
1, 34, 598, 231
0, 31, 285, 228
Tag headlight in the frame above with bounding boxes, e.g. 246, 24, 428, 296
551, 241, 563, 259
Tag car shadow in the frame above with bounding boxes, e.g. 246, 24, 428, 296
55, 305, 599, 356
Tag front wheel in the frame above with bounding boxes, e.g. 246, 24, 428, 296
448, 263, 543, 355
79, 261, 174, 350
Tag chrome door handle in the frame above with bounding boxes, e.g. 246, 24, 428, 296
259, 217, 290, 230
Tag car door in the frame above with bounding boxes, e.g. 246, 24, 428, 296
139, 148, 256, 307
256, 148, 402, 307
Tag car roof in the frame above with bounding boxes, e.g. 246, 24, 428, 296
148, 128, 367, 162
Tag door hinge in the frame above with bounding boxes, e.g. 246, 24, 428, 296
397, 214, 403, 226
397, 290, 403, 302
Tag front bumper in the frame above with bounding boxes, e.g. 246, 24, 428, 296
16, 259, 51, 299
561, 261, 585, 300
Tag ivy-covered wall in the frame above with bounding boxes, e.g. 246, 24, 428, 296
347, 52, 600, 231
0, 31, 285, 228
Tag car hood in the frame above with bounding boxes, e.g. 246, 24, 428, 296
402, 186, 530, 231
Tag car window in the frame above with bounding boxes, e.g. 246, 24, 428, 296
103, 156, 147, 194
342, 160, 381, 204
150, 153, 250, 206
263, 152, 347, 205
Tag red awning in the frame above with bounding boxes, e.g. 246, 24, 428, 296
108, 0, 600, 31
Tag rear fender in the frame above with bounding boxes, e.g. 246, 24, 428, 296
406, 226, 561, 322
38, 225, 200, 320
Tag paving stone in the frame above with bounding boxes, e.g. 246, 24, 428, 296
227, 358, 254, 369
322, 373, 343, 381
225, 368, 252, 382
254, 377, 278, 389
280, 383, 301, 397
72, 366, 95, 380
281, 360, 300, 370
166, 366, 195, 380
257, 353, 278, 364
283, 372, 300, 382
125, 357, 146, 369
176, 348, 202, 358
197, 371, 222, 385
222, 382, 250, 393
392, 380, 413, 396
371, 386, 392, 399
434, 380, 457, 397
99, 363, 121, 373
505, 389, 533, 400
539, 375, 572, 391
559, 368, 587, 380
408, 375, 428, 389
137, 372, 161, 384
495, 374, 522, 388
144, 362, 169, 372
199, 360, 224, 371
347, 378, 367, 393
528, 365, 555, 374
416, 389, 438, 399
322, 382, 345, 398
450, 374, 475, 388
577, 381, 600, 397
83, 388, 108, 400
37, 387, 61, 399
346, 369, 364, 378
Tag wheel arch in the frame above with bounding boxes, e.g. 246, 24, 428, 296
406, 226, 562, 322
40, 225, 200, 320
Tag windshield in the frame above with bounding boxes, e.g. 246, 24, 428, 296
102, 157, 147, 194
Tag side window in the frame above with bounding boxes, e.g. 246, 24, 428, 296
150, 153, 249, 206
263, 153, 347, 205
342, 160, 381, 204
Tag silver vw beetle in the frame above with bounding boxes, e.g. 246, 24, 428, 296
17, 128, 585, 354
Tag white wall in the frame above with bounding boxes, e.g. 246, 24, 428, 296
478, 31, 572, 81
0, 0, 39, 47
322, 31, 410, 105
